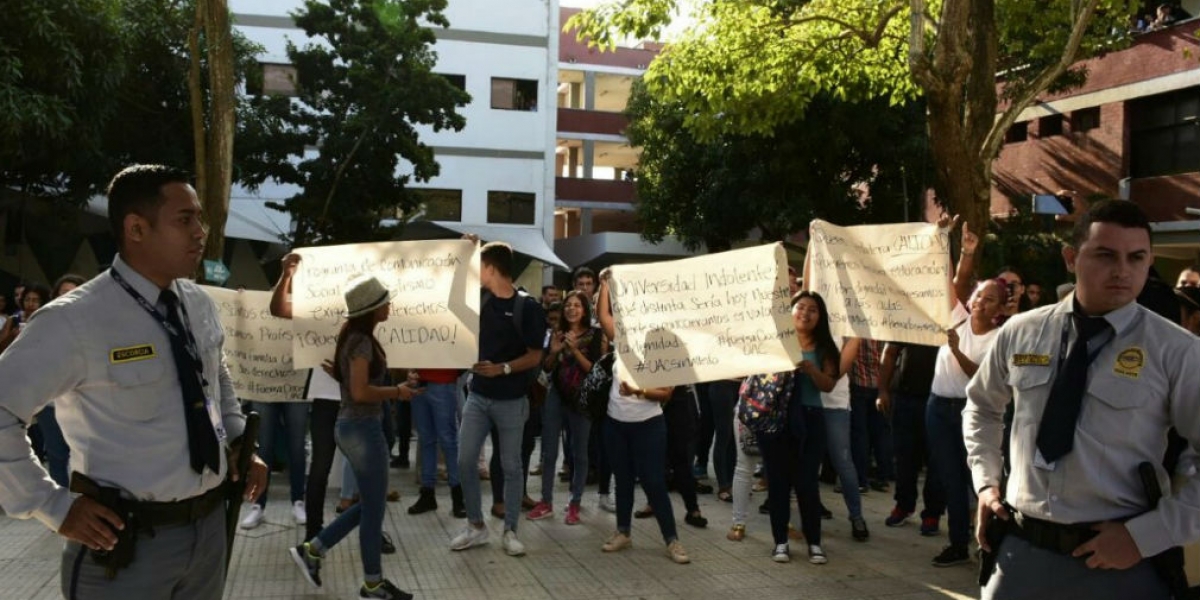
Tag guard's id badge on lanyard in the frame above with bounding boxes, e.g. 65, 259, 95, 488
206, 394, 228, 443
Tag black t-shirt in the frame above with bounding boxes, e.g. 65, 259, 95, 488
892, 343, 938, 398
471, 290, 546, 400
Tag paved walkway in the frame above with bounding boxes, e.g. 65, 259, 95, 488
1, 460, 977, 599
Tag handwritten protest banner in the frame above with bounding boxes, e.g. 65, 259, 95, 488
291, 240, 479, 369
203, 287, 309, 402
609, 243, 801, 389
807, 219, 952, 346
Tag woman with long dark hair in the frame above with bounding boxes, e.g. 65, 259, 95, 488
529, 290, 602, 524
290, 276, 420, 600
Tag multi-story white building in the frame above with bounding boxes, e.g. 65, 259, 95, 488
230, 0, 566, 287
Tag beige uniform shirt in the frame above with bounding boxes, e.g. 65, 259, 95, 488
0, 255, 244, 532
965, 296, 1200, 558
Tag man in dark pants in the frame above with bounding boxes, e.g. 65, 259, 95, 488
878, 342, 944, 535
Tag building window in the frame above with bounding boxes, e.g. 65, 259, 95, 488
1131, 88, 1200, 178
439, 74, 466, 91
411, 188, 462, 222
1072, 107, 1100, 132
491, 77, 538, 111
1005, 122, 1028, 144
248, 63, 298, 96
1038, 114, 1064, 137
487, 191, 536, 224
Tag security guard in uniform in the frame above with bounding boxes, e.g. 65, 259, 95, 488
965, 199, 1200, 599
0, 165, 268, 599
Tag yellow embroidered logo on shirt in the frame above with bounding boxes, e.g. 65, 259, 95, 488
1114, 347, 1145, 379
110, 344, 156, 364
1012, 354, 1051, 367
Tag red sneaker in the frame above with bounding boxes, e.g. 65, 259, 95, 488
565, 503, 581, 525
526, 501, 553, 521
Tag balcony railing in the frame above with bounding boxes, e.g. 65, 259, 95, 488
557, 108, 628, 137
555, 177, 636, 204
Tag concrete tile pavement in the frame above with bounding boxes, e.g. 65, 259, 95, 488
0, 461, 977, 599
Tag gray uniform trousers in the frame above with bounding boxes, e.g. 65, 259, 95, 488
59, 507, 225, 600
983, 535, 1168, 600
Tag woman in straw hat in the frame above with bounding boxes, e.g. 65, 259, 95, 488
289, 275, 421, 600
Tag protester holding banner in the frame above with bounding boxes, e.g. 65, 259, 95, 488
529, 290, 602, 525
596, 271, 691, 565
289, 275, 420, 600
450, 242, 546, 558
925, 219, 1007, 568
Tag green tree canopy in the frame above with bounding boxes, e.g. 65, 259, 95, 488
250, 0, 470, 245
627, 79, 932, 251
569, 0, 1134, 231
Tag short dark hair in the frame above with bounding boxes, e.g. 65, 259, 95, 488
52, 274, 86, 299
1071, 199, 1152, 248
541, 285, 558, 295
572, 267, 596, 284
106, 165, 192, 248
480, 241, 514, 279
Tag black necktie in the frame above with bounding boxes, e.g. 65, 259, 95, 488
160, 290, 221, 475
1035, 313, 1110, 463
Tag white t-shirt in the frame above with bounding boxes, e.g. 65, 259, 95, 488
931, 303, 1000, 398
606, 362, 663, 423
820, 337, 851, 410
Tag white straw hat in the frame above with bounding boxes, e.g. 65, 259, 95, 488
344, 276, 393, 318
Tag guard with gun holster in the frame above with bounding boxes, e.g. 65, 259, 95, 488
963, 200, 1200, 600
0, 165, 268, 600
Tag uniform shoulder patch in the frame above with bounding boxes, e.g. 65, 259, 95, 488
1012, 353, 1051, 367
1113, 346, 1145, 379
110, 344, 156, 364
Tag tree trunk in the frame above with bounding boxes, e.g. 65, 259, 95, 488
202, 0, 236, 270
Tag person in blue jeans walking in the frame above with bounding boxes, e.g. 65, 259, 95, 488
239, 400, 309, 529
877, 342, 945, 535
449, 241, 546, 557
406, 368, 466, 518
289, 275, 420, 600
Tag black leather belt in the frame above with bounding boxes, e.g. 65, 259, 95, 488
1008, 512, 1098, 555
131, 485, 225, 529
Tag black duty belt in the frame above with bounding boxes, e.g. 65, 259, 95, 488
132, 485, 225, 529
1008, 512, 1099, 555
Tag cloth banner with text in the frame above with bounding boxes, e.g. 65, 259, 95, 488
291, 240, 480, 369
203, 287, 309, 402
609, 243, 801, 389
807, 220, 952, 346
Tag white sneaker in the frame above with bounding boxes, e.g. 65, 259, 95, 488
502, 530, 526, 557
449, 524, 489, 551
292, 500, 307, 525
598, 494, 616, 513
240, 504, 264, 529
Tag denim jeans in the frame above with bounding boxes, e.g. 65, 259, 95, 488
540, 385, 590, 505
490, 409, 537, 505
707, 380, 739, 490
412, 382, 461, 488
891, 392, 945, 517
36, 404, 69, 487
763, 405, 826, 545
823, 407, 862, 519
850, 384, 895, 486
458, 392, 528, 532
250, 401, 309, 507
304, 398, 340, 540
926, 394, 971, 547
694, 382, 714, 470
730, 423, 756, 526
314, 416, 389, 581
606, 415, 678, 544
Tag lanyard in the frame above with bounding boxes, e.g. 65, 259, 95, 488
110, 268, 209, 389
1056, 314, 1114, 375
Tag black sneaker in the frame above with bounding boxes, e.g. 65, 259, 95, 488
851, 516, 869, 541
820, 506, 833, 520
758, 500, 770, 515
390, 456, 410, 469
685, 511, 708, 529
360, 578, 413, 600
381, 531, 396, 555
932, 544, 970, 567
695, 482, 714, 494
289, 542, 322, 588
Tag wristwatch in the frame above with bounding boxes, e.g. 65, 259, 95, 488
502, 363, 512, 375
